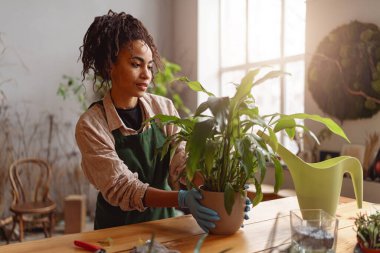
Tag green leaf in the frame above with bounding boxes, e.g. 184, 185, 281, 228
250, 177, 263, 207
160, 139, 171, 160
273, 118, 296, 133
150, 114, 181, 124
169, 140, 180, 161
150, 114, 195, 130
252, 132, 271, 153
256, 150, 266, 183
295, 124, 320, 144
178, 77, 215, 96
224, 183, 235, 215
207, 96, 229, 131
207, 96, 230, 117
287, 113, 349, 142
147, 233, 155, 253
204, 141, 218, 175
272, 156, 284, 193
237, 137, 254, 174
239, 106, 259, 119
268, 128, 279, 153
193, 233, 208, 253
253, 70, 286, 87
285, 128, 296, 139
232, 69, 260, 105
186, 119, 215, 179
194, 101, 210, 116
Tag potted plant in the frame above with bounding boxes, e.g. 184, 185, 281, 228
152, 68, 349, 235
355, 211, 380, 253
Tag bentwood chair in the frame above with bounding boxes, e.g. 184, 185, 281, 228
9, 158, 56, 241
0, 216, 13, 243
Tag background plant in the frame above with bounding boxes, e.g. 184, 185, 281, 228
57, 75, 107, 112
355, 211, 380, 249
148, 59, 190, 116
153, 69, 349, 215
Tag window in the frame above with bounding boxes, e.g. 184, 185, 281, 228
198, 0, 306, 152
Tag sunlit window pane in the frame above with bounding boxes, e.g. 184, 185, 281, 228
284, 61, 304, 115
283, 60, 305, 153
221, 70, 246, 97
284, 0, 306, 56
215, 0, 306, 152
248, 0, 281, 62
221, 0, 246, 68
251, 66, 281, 115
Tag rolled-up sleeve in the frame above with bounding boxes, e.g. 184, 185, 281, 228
75, 106, 149, 212
144, 95, 187, 190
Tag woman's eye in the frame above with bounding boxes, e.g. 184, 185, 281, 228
131, 63, 140, 68
148, 65, 153, 70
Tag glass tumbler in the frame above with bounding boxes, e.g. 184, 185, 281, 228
290, 209, 339, 253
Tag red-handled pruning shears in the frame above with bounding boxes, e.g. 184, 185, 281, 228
74, 240, 106, 253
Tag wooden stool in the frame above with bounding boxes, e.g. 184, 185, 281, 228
247, 184, 296, 201
64, 195, 86, 234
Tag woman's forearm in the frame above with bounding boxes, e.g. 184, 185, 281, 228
143, 187, 179, 208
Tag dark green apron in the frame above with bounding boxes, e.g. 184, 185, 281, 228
94, 109, 174, 230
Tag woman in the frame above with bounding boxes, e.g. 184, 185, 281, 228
75, 10, 219, 232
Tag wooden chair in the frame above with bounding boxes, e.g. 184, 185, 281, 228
8, 158, 56, 241
0, 216, 13, 243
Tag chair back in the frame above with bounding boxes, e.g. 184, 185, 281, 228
9, 158, 52, 205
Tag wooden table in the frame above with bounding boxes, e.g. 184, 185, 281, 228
1, 196, 369, 253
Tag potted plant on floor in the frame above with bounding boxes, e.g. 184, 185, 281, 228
355, 211, 380, 253
152, 68, 349, 235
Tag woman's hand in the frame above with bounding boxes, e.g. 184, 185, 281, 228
178, 189, 219, 233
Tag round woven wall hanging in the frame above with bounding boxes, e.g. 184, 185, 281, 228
308, 20, 380, 121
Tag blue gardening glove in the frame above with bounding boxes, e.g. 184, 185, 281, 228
241, 197, 252, 228
241, 184, 252, 228
178, 189, 220, 233
244, 197, 252, 220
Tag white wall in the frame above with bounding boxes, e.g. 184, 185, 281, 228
197, 0, 220, 105
172, 0, 198, 111
305, 0, 380, 152
0, 0, 173, 123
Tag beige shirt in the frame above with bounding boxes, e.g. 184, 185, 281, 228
75, 91, 186, 212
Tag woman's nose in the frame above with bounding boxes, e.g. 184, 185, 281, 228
141, 66, 151, 80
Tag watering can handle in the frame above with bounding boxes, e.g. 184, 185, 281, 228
342, 157, 363, 209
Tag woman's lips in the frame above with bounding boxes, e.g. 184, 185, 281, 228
136, 83, 148, 91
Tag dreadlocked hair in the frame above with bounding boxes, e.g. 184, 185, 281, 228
79, 10, 162, 89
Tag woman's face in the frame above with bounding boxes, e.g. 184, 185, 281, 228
110, 40, 153, 108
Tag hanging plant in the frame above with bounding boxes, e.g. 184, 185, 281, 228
308, 20, 380, 121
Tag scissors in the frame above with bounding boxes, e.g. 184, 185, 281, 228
74, 240, 106, 253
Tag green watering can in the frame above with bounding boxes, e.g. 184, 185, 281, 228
260, 132, 363, 216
